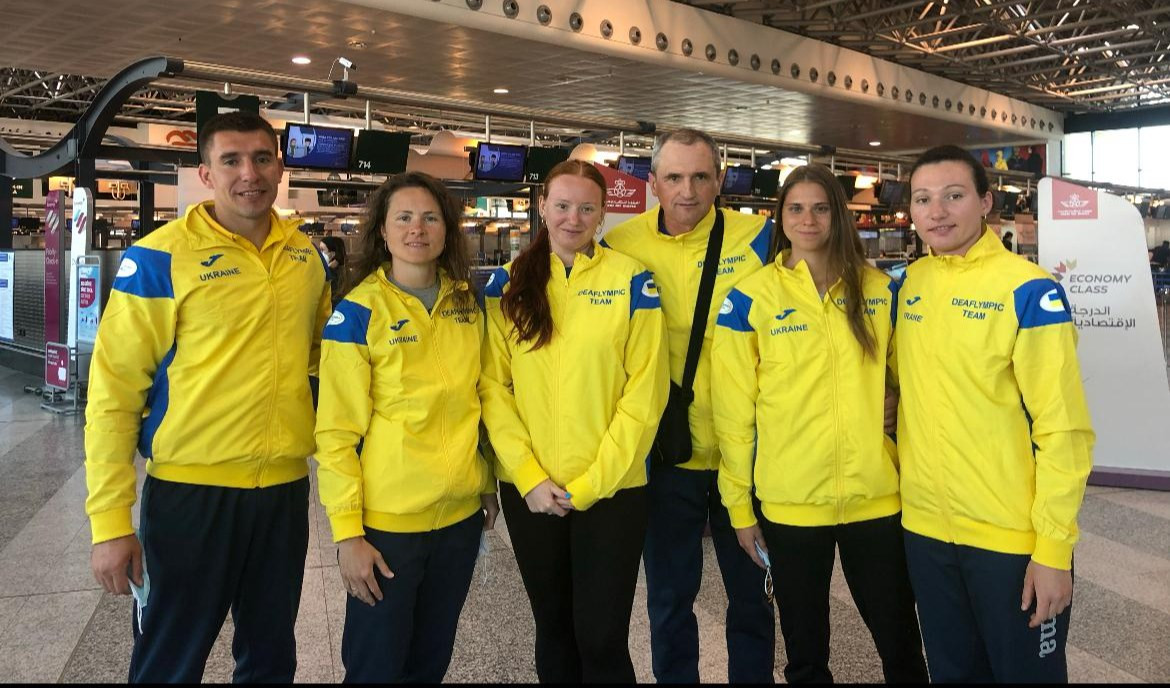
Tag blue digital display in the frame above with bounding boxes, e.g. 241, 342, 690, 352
474, 143, 527, 182
721, 166, 755, 195
617, 156, 651, 181
283, 124, 354, 170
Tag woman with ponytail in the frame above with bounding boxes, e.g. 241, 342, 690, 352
711, 164, 928, 683
479, 159, 669, 683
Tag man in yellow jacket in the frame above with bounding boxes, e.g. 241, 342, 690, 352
602, 129, 776, 683
84, 112, 332, 682
898, 145, 1094, 682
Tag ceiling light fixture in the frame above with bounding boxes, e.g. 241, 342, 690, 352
291, 55, 311, 65
869, 140, 881, 146
493, 87, 510, 94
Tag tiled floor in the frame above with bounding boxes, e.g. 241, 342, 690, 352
0, 365, 1166, 683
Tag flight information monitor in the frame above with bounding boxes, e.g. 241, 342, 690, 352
283, 124, 354, 171
751, 169, 781, 198
835, 174, 857, 198
617, 155, 652, 181
721, 166, 755, 195
474, 142, 527, 182
352, 130, 412, 174
523, 146, 571, 183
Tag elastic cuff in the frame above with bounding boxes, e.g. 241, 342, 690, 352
90, 508, 134, 544
513, 457, 550, 497
1032, 536, 1073, 570
565, 475, 600, 512
329, 512, 366, 543
727, 503, 758, 530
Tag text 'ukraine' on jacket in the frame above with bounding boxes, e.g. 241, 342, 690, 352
714, 257, 902, 529
895, 229, 1095, 570
84, 201, 332, 544
314, 267, 493, 540
602, 206, 773, 471
479, 244, 669, 511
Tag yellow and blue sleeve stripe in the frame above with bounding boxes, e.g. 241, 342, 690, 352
629, 270, 661, 316
323, 300, 372, 345
1014, 279, 1073, 329
114, 246, 173, 298
717, 288, 755, 332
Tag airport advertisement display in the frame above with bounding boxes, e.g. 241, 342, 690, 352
76, 263, 100, 345
68, 186, 93, 349
0, 252, 13, 341
1038, 177, 1170, 486
595, 163, 658, 238
44, 191, 64, 344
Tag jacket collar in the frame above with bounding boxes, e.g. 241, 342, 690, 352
549, 240, 603, 275
650, 204, 718, 242
186, 201, 296, 252
773, 249, 844, 302
928, 225, 1004, 266
375, 264, 468, 305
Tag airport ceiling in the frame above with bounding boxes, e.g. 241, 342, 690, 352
676, 0, 1170, 112
1, 0, 1162, 154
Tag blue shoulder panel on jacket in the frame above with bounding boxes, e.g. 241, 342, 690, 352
323, 299, 372, 344
716, 288, 754, 332
482, 267, 510, 299
629, 270, 662, 317
599, 236, 611, 249
887, 278, 900, 328
1014, 278, 1073, 329
749, 219, 773, 264
114, 246, 174, 299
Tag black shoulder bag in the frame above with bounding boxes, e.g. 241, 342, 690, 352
651, 209, 725, 466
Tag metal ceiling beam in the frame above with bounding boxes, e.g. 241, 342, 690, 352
0, 71, 63, 101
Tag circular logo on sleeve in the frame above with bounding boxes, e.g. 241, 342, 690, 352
327, 311, 345, 326
641, 278, 658, 298
116, 258, 138, 278
720, 297, 734, 315
1040, 289, 1065, 313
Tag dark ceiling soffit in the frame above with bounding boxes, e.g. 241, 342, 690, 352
1064, 104, 1170, 134
0, 56, 184, 179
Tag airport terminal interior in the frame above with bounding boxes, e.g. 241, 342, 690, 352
2, 0, 1170, 683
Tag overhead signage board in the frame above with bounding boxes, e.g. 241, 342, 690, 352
11, 180, 33, 199
195, 91, 261, 156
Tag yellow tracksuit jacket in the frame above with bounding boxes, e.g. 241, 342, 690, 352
84, 202, 332, 544
714, 258, 901, 528
602, 206, 773, 471
479, 245, 669, 510
314, 268, 492, 540
896, 229, 1095, 570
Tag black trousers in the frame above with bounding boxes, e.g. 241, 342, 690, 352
903, 531, 1072, 683
129, 475, 310, 684
341, 512, 484, 684
759, 513, 928, 684
499, 481, 647, 683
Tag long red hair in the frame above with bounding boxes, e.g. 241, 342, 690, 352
501, 160, 607, 349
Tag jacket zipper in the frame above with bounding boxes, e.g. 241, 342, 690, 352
823, 287, 846, 524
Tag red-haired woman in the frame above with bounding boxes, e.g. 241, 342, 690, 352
480, 159, 669, 682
